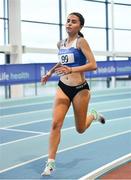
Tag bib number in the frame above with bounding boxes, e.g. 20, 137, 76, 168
59, 53, 74, 64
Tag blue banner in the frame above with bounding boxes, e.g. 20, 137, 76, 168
86, 60, 131, 78
0, 60, 131, 86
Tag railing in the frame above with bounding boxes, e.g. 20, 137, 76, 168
1, 45, 131, 57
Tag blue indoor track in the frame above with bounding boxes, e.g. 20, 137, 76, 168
0, 87, 131, 179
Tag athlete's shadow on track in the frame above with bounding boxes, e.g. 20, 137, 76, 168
57, 157, 92, 169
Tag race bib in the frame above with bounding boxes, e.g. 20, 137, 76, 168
58, 53, 74, 64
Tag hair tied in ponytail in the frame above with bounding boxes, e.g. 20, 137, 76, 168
78, 31, 84, 37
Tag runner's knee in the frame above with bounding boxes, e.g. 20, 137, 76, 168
51, 120, 63, 131
76, 127, 85, 134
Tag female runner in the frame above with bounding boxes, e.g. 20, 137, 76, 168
41, 12, 105, 176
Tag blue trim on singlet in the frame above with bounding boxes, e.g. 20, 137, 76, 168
58, 47, 87, 67
58, 37, 87, 67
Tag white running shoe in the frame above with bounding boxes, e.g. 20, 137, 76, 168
41, 161, 55, 176
91, 109, 105, 124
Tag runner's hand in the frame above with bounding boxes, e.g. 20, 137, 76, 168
55, 65, 72, 76
41, 71, 51, 84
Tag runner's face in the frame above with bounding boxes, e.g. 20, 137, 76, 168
65, 15, 81, 35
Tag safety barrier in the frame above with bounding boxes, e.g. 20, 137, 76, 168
0, 60, 131, 86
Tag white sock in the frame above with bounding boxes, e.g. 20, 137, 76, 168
48, 159, 55, 163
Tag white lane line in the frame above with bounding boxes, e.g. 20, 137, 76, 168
1, 87, 131, 106
0, 130, 130, 174
0, 126, 75, 146
0, 128, 44, 135
2, 114, 73, 129
1, 108, 52, 118
100, 106, 131, 112
79, 153, 131, 180
0, 117, 130, 146
1, 91, 131, 109
1, 105, 131, 129
0, 100, 53, 109
1, 98, 131, 118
